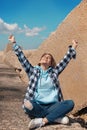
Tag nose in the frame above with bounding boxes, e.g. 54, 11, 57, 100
45, 56, 49, 60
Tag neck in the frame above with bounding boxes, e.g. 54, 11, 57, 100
40, 64, 49, 70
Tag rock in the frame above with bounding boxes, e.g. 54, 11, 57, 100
24, 0, 87, 114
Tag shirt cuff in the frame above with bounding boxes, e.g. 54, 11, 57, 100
13, 43, 19, 50
68, 45, 76, 59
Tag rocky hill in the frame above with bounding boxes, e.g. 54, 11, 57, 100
2, 0, 87, 116
25, 0, 87, 113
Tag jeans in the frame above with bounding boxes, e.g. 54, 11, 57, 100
24, 100, 74, 122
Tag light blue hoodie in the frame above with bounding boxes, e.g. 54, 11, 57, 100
34, 66, 59, 104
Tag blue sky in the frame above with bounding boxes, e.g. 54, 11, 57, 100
0, 0, 82, 50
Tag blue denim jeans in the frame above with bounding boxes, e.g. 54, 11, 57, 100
24, 100, 74, 122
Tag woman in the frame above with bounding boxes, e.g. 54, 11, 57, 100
9, 35, 78, 129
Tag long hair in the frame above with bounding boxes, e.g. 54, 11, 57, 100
38, 53, 56, 68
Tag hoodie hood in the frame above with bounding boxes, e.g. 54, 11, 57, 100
35, 65, 52, 79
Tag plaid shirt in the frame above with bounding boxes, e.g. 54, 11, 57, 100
13, 44, 76, 104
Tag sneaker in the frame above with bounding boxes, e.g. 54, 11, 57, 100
55, 116, 69, 125
28, 118, 45, 129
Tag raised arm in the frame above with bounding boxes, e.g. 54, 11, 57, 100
54, 40, 78, 76
8, 35, 34, 78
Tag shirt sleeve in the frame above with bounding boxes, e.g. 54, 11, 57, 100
13, 43, 34, 78
54, 45, 76, 76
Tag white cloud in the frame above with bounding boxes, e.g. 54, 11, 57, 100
0, 18, 46, 36
0, 18, 22, 34
24, 25, 46, 37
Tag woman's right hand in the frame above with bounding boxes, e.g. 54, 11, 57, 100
72, 40, 78, 50
8, 35, 16, 43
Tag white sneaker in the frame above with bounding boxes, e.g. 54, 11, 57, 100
55, 116, 69, 125
28, 118, 45, 129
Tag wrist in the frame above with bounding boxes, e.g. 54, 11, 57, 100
72, 46, 76, 50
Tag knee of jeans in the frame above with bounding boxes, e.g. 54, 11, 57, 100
28, 103, 33, 110
69, 100, 75, 109
24, 101, 33, 110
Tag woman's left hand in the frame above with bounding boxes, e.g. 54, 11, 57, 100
8, 35, 16, 43
72, 40, 78, 50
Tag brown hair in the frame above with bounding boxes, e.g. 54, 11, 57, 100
38, 53, 56, 68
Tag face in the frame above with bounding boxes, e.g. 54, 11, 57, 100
39, 54, 52, 67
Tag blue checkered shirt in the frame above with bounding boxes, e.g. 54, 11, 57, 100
13, 44, 76, 104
